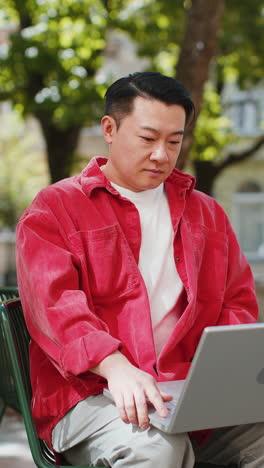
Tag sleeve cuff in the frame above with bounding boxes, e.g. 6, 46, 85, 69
59, 331, 122, 377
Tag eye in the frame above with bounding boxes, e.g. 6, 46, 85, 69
141, 136, 154, 142
169, 140, 180, 145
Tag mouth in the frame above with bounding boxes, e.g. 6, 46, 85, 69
144, 169, 163, 174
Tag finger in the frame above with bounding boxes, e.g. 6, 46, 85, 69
134, 393, 150, 430
147, 387, 169, 418
123, 395, 139, 425
160, 391, 173, 402
115, 395, 130, 424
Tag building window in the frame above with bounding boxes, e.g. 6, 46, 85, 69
233, 190, 264, 261
229, 99, 262, 137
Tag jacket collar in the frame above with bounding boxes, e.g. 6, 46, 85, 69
80, 156, 196, 198
166, 165, 196, 193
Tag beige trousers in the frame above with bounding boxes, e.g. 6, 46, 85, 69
52, 394, 264, 467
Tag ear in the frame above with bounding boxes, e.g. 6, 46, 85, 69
101, 115, 117, 144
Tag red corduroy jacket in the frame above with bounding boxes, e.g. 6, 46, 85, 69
16, 157, 258, 447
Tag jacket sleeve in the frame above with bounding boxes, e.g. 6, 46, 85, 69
16, 193, 121, 379
217, 215, 259, 326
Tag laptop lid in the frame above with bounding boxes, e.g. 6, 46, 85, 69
149, 323, 264, 433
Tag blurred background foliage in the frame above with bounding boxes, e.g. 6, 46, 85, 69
0, 109, 48, 228
123, 0, 264, 87
0, 0, 263, 227
191, 83, 235, 163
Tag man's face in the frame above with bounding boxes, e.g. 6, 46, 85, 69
101, 96, 186, 192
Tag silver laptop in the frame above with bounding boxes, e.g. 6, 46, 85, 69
104, 323, 264, 433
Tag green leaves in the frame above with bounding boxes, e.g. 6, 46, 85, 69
0, 0, 108, 128
0, 109, 48, 227
0, 0, 262, 184
191, 84, 236, 162
219, 0, 264, 87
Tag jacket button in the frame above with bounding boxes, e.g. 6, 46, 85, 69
175, 257, 180, 261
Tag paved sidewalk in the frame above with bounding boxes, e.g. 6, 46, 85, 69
0, 411, 35, 468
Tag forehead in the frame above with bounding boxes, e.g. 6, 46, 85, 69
126, 96, 186, 130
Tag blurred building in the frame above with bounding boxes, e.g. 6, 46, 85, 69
215, 82, 264, 316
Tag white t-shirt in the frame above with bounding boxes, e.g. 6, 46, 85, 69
110, 180, 183, 356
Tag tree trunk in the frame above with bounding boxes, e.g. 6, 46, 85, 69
193, 160, 220, 196
175, 0, 225, 170
38, 120, 82, 184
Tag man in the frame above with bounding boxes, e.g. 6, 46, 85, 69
16, 72, 263, 467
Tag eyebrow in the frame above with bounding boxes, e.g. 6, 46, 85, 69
139, 126, 185, 135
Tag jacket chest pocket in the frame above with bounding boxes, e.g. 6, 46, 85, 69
69, 225, 140, 300
191, 225, 228, 300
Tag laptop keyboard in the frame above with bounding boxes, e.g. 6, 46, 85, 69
148, 380, 185, 424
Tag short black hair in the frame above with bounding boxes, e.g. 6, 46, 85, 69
104, 71, 195, 127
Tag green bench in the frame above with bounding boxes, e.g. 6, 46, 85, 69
0, 286, 19, 301
0, 286, 20, 421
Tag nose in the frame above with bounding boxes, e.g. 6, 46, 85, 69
149, 143, 169, 163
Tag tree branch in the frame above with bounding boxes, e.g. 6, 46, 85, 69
217, 135, 264, 173
12, 0, 33, 29
101, 0, 111, 13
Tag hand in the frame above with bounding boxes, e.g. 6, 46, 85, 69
108, 364, 173, 430
90, 351, 173, 430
